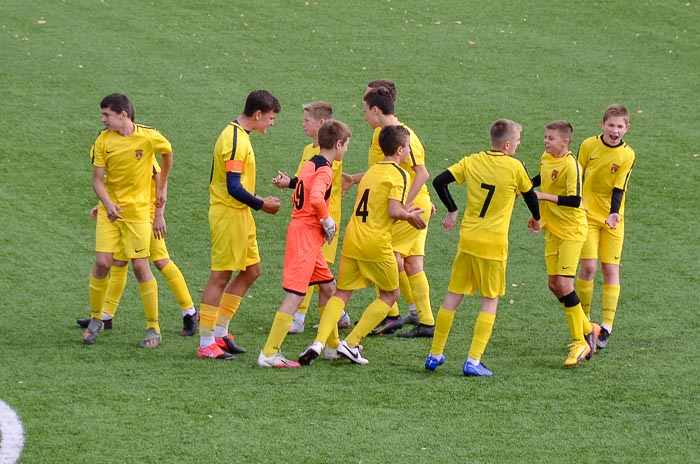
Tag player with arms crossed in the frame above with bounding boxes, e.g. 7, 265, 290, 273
198, 90, 282, 360
258, 119, 352, 367
426, 119, 540, 376
575, 104, 636, 349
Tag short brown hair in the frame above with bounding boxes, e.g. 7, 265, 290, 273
303, 101, 333, 121
602, 104, 629, 124
318, 119, 352, 150
243, 90, 281, 116
367, 78, 397, 101
545, 120, 573, 140
489, 119, 522, 147
364, 87, 395, 116
378, 125, 410, 156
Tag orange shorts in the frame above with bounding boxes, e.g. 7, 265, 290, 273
282, 220, 334, 295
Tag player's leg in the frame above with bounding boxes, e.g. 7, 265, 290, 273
398, 254, 435, 338
198, 270, 234, 359
154, 257, 197, 336
576, 225, 601, 319
84, 217, 119, 343
258, 292, 303, 368
289, 287, 314, 334
598, 224, 624, 348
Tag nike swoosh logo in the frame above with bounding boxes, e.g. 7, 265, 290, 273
589, 157, 596, 160
562, 266, 571, 270
135, 248, 145, 253
106, 150, 115, 154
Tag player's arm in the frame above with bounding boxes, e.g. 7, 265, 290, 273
342, 171, 364, 194
226, 159, 264, 210
388, 199, 426, 230
432, 169, 460, 231
154, 151, 173, 208
152, 171, 167, 239
521, 188, 542, 232
92, 166, 122, 222
405, 163, 429, 207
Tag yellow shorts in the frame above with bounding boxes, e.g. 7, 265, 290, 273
95, 218, 151, 260
114, 226, 170, 262
544, 230, 583, 277
581, 220, 624, 265
209, 204, 260, 272
336, 255, 399, 292
447, 252, 505, 299
391, 194, 431, 257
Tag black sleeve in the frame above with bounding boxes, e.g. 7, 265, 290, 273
288, 176, 299, 190
530, 174, 541, 188
609, 187, 624, 214
521, 188, 540, 220
432, 170, 458, 212
557, 195, 582, 208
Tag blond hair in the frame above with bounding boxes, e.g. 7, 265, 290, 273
302, 101, 333, 121
602, 104, 629, 124
490, 119, 522, 147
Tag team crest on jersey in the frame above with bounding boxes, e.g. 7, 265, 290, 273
610, 163, 619, 173
551, 170, 559, 181
135, 150, 144, 160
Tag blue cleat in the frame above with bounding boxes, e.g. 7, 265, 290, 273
425, 353, 445, 371
463, 360, 493, 377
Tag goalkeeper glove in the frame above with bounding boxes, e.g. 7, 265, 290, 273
320, 216, 336, 244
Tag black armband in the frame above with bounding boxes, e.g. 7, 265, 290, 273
432, 170, 458, 212
557, 195, 582, 208
521, 188, 540, 220
609, 188, 624, 215
288, 176, 299, 190
530, 174, 541, 188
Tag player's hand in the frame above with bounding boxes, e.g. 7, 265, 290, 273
442, 210, 458, 231
527, 217, 541, 233
153, 215, 167, 239
320, 216, 337, 244
154, 188, 167, 208
535, 190, 544, 200
341, 172, 355, 194
406, 206, 427, 230
430, 202, 437, 217
272, 171, 290, 189
105, 202, 123, 222
260, 196, 281, 215
605, 213, 620, 229
90, 205, 98, 220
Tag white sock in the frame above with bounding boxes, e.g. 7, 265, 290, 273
601, 323, 612, 333
181, 307, 196, 317
213, 325, 227, 338
294, 312, 306, 324
408, 304, 417, 315
200, 335, 215, 348
102, 311, 113, 321
467, 357, 480, 366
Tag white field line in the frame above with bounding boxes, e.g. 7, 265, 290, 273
0, 399, 24, 464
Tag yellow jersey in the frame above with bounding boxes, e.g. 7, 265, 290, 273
538, 151, 587, 241
209, 121, 257, 209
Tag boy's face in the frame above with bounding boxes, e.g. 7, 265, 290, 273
544, 128, 569, 157
101, 107, 128, 132
253, 110, 277, 134
503, 130, 521, 155
336, 138, 350, 160
303, 112, 322, 138
362, 101, 380, 129
601, 116, 629, 146
397, 139, 411, 163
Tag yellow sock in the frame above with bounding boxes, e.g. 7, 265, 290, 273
89, 274, 109, 320
160, 261, 194, 310
602, 284, 620, 330
199, 303, 218, 338
399, 270, 414, 306
468, 312, 496, 361
408, 272, 434, 325
347, 298, 391, 346
315, 296, 345, 346
139, 278, 159, 333
430, 307, 456, 355
298, 286, 315, 316
262, 312, 293, 356
564, 303, 585, 343
103, 265, 128, 318
218, 292, 243, 331
576, 278, 594, 319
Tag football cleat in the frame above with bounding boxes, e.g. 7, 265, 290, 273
298, 342, 323, 365
215, 334, 247, 354
337, 340, 368, 364
424, 353, 445, 371
397, 324, 435, 338
77, 317, 112, 330
404, 313, 420, 326
564, 342, 591, 367
596, 327, 611, 350
337, 311, 352, 329
463, 360, 493, 377
82, 318, 104, 344
181, 310, 199, 337
197, 343, 235, 360
369, 315, 405, 336
585, 323, 601, 360
257, 351, 300, 368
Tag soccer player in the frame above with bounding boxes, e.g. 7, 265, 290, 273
575, 104, 636, 349
271, 102, 351, 334
298, 125, 426, 366
198, 90, 282, 360
531, 120, 600, 366
344, 84, 435, 336
425, 119, 540, 376
84, 93, 173, 348
258, 119, 352, 368
77, 166, 198, 337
